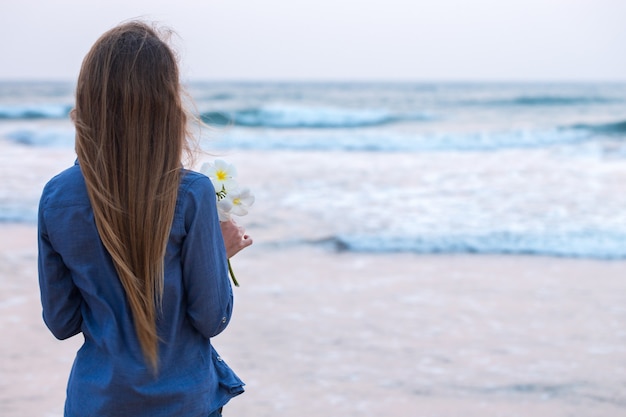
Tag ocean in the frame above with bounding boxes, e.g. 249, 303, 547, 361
2, 81, 626, 259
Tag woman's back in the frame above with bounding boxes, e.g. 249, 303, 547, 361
39, 164, 244, 416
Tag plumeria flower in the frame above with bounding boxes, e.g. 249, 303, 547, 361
200, 159, 238, 194
226, 187, 255, 216
216, 198, 234, 222
199, 159, 254, 287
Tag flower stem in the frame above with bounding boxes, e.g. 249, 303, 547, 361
228, 259, 239, 287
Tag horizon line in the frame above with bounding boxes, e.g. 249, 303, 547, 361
1, 77, 626, 84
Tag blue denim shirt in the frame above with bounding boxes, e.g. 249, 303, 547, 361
38, 162, 244, 417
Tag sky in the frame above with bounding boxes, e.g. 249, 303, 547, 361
1, 0, 625, 82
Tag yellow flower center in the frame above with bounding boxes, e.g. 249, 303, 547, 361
233, 198, 241, 206
216, 170, 228, 181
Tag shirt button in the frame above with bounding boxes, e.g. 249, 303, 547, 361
221, 317, 227, 323
217, 356, 223, 362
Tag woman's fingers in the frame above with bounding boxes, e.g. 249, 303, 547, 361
220, 219, 253, 258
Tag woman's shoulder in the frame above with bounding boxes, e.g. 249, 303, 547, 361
45, 162, 83, 185
179, 169, 216, 195
173, 169, 218, 233
176, 169, 217, 214
41, 163, 88, 207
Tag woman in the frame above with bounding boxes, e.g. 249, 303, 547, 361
38, 21, 252, 417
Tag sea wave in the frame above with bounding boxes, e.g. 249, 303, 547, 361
0, 104, 72, 119
313, 230, 626, 259
472, 95, 621, 107
4, 120, 622, 153
0, 204, 37, 224
201, 105, 434, 128
4, 128, 75, 147
570, 119, 626, 135
214, 127, 594, 152
509, 96, 618, 106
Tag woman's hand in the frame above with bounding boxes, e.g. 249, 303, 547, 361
220, 219, 253, 259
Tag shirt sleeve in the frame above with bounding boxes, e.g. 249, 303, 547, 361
180, 175, 233, 339
37, 193, 83, 340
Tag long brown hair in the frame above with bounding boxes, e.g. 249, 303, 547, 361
73, 21, 193, 371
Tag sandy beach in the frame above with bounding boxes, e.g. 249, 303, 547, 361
1, 220, 626, 417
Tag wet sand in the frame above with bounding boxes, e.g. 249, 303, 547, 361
1, 223, 625, 417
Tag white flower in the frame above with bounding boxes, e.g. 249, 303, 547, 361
216, 198, 234, 222
200, 159, 238, 194
225, 187, 255, 216
198, 159, 254, 287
